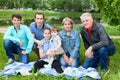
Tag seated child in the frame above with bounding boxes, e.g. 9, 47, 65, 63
46, 26, 64, 66
33, 28, 63, 74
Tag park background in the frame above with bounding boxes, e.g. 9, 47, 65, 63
0, 0, 120, 80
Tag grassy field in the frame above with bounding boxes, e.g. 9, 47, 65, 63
0, 10, 120, 80
0, 27, 120, 80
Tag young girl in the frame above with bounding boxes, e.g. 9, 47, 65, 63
33, 28, 63, 73
59, 17, 81, 67
46, 26, 64, 66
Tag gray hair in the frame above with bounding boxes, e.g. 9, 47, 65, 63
80, 13, 92, 19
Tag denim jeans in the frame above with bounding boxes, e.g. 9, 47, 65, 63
59, 55, 80, 67
82, 44, 116, 70
4, 39, 29, 64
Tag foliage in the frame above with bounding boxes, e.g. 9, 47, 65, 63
0, 10, 102, 26
0, 0, 92, 12
92, 0, 120, 26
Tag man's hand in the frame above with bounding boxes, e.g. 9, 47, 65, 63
85, 46, 94, 58
21, 50, 27, 55
37, 40, 43, 46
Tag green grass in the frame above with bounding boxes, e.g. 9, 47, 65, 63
0, 27, 120, 80
0, 36, 120, 80
104, 25, 120, 36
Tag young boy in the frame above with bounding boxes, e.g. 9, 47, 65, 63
4, 13, 34, 64
33, 28, 63, 73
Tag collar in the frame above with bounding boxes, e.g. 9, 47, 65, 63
14, 25, 21, 30
35, 23, 45, 29
86, 22, 94, 35
62, 29, 74, 37
42, 39, 50, 43
86, 22, 94, 31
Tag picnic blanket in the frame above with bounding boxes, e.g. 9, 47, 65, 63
0, 61, 101, 79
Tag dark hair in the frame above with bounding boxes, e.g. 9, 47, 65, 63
12, 13, 22, 20
34, 12, 44, 19
51, 26, 59, 32
43, 28, 51, 33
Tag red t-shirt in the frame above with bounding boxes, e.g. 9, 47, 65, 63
86, 22, 94, 35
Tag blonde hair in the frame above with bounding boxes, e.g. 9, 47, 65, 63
80, 12, 92, 19
62, 17, 74, 28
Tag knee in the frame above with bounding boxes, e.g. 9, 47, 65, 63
71, 59, 79, 67
52, 60, 61, 68
60, 57, 67, 66
34, 61, 40, 70
4, 39, 13, 48
98, 47, 107, 55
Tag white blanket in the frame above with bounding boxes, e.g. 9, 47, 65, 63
0, 62, 101, 79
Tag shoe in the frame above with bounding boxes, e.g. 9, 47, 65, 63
20, 69, 31, 76
6, 58, 14, 65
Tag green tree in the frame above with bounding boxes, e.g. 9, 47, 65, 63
62, 0, 82, 11
93, 0, 120, 25
82, 0, 91, 10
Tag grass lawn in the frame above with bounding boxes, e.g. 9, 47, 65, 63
0, 28, 120, 80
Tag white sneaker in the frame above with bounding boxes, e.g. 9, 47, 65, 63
6, 58, 14, 65
20, 69, 31, 76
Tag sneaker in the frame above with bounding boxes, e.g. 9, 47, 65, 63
6, 58, 14, 65
20, 69, 31, 76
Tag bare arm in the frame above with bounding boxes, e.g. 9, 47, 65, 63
32, 33, 43, 46
39, 48, 47, 58
55, 47, 64, 55
54, 39, 61, 50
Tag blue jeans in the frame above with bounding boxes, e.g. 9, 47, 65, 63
4, 39, 29, 64
59, 55, 80, 67
82, 45, 116, 70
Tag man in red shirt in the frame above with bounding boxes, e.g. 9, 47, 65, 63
80, 12, 116, 71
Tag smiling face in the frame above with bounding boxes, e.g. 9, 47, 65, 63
81, 17, 93, 29
12, 17, 21, 28
80, 13, 93, 29
43, 29, 51, 41
35, 14, 44, 27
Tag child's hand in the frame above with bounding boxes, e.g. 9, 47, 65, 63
46, 50, 55, 57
